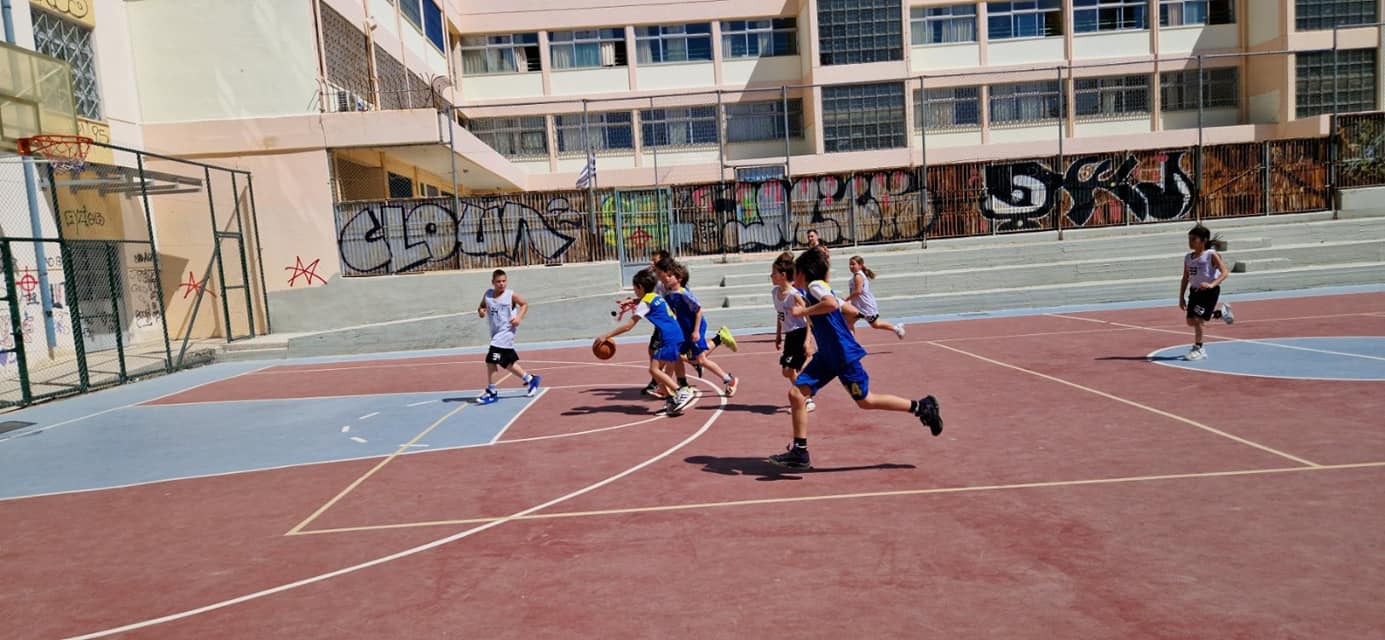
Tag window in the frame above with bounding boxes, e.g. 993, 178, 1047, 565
422, 1, 445, 51
915, 87, 981, 130
640, 106, 719, 147
737, 165, 787, 182
635, 24, 713, 64
1296, 49, 1378, 117
989, 80, 1062, 124
460, 34, 541, 74
1074, 75, 1150, 118
821, 82, 907, 152
911, 4, 978, 45
388, 172, 415, 198
467, 116, 549, 158
550, 29, 627, 69
1161, 67, 1239, 110
1074, 0, 1147, 33
724, 99, 805, 142
721, 18, 798, 58
1159, 0, 1235, 26
400, 0, 422, 28
32, 10, 100, 121
818, 0, 904, 66
555, 112, 634, 152
1295, 0, 1377, 31
988, 1, 1063, 39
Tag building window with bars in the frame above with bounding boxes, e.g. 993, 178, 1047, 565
636, 24, 713, 64
721, 18, 798, 58
555, 112, 634, 153
640, 106, 719, 148
388, 172, 415, 198
31, 10, 100, 121
1161, 67, 1239, 111
915, 87, 981, 130
467, 116, 549, 158
988, 1, 1064, 40
1073, 0, 1148, 33
989, 80, 1062, 125
911, 4, 978, 45
1295, 0, 1377, 31
1074, 75, 1150, 118
460, 34, 541, 74
550, 29, 627, 69
1296, 48, 1378, 117
821, 82, 907, 152
817, 0, 904, 66
1159, 0, 1235, 26
724, 99, 804, 142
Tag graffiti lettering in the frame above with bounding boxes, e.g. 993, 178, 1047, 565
286, 256, 327, 287
981, 153, 1194, 230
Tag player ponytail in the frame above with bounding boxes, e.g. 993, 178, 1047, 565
1188, 224, 1227, 251
849, 255, 876, 279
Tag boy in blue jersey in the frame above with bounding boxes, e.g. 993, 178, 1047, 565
660, 262, 738, 397
769, 248, 942, 468
598, 269, 697, 416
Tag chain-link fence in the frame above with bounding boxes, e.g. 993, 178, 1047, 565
0, 142, 267, 407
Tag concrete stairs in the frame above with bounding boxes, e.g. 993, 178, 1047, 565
218, 209, 1385, 361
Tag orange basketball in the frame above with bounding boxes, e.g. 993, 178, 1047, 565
592, 339, 616, 360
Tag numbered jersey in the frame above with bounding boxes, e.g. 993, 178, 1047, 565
773, 286, 808, 332
484, 288, 517, 348
1184, 249, 1221, 290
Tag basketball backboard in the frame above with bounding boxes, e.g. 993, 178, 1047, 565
0, 41, 77, 155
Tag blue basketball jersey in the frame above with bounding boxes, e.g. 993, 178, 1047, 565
804, 280, 867, 366
637, 292, 682, 341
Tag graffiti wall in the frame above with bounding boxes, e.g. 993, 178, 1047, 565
334, 134, 1352, 276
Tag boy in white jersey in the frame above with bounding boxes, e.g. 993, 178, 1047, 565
475, 269, 541, 404
844, 255, 905, 339
1179, 224, 1235, 361
771, 252, 815, 413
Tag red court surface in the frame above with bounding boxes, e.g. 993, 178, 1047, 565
3, 292, 1384, 639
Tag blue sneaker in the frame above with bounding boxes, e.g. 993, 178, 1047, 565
476, 389, 499, 405
526, 374, 542, 397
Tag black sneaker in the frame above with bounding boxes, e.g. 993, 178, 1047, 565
768, 444, 811, 468
665, 396, 682, 417
694, 363, 704, 378
642, 381, 661, 398
915, 395, 943, 436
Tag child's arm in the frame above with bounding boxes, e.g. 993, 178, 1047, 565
477, 294, 488, 317
1178, 263, 1190, 309
510, 293, 528, 327
691, 308, 704, 343
774, 312, 783, 350
791, 289, 838, 317
845, 273, 864, 303
1204, 253, 1230, 289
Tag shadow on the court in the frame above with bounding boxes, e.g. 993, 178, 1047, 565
581, 386, 659, 402
684, 455, 915, 482
1094, 355, 1186, 362
562, 403, 653, 416
698, 402, 784, 415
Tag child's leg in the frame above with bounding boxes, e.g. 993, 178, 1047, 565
788, 384, 811, 439
649, 359, 678, 392
854, 392, 911, 411
1191, 317, 1204, 344
486, 362, 501, 386
505, 362, 528, 381
698, 353, 730, 381
867, 317, 898, 333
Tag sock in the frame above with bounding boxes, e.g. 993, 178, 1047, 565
1212, 310, 1222, 319
1195, 342, 1204, 348
793, 437, 808, 449
711, 335, 722, 346
678, 377, 689, 388
486, 384, 497, 394
910, 400, 919, 414
723, 374, 733, 384
522, 374, 533, 383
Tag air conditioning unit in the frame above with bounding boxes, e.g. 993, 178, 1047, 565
334, 89, 369, 113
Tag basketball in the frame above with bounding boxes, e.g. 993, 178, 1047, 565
592, 338, 616, 360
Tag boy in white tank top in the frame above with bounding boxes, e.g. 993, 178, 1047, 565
772, 252, 816, 412
476, 269, 541, 404
1179, 225, 1236, 361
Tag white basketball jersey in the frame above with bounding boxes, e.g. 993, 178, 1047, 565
485, 288, 517, 348
774, 286, 808, 332
851, 272, 879, 317
1184, 249, 1220, 290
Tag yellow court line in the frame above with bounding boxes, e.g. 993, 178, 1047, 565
289, 460, 1385, 536
926, 340, 1322, 467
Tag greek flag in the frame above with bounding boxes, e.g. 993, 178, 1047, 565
576, 151, 596, 189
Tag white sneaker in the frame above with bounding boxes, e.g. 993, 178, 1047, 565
894, 323, 906, 339
672, 387, 697, 414
1185, 346, 1207, 361
805, 398, 816, 413
1221, 303, 1235, 325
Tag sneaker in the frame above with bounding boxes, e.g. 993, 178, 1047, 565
526, 374, 542, 397
723, 375, 738, 397
1221, 303, 1235, 325
664, 396, 681, 416
768, 444, 811, 468
914, 395, 943, 436
642, 381, 663, 398
894, 323, 907, 340
694, 363, 704, 378
716, 326, 738, 352
672, 387, 697, 414
1186, 346, 1207, 361
475, 389, 499, 405
805, 398, 816, 413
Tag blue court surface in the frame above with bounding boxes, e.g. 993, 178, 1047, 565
1150, 336, 1385, 381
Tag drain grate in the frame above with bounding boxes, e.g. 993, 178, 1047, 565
0, 420, 36, 435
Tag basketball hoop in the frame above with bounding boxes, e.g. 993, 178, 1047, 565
17, 134, 92, 174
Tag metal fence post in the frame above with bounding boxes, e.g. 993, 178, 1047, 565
135, 153, 174, 372
103, 242, 127, 382
43, 164, 89, 391
205, 167, 233, 342
1, 240, 32, 405
1056, 64, 1066, 240
244, 173, 271, 337
919, 75, 928, 249
1261, 141, 1272, 216
1330, 28, 1341, 219
1196, 54, 1205, 223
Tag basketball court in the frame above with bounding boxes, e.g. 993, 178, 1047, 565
1, 288, 1382, 638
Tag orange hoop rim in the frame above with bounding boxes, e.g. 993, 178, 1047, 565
17, 134, 93, 160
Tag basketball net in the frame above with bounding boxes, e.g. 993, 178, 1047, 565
17, 134, 92, 175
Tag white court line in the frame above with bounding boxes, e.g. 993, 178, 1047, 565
405, 400, 432, 407
1046, 313, 1110, 325
358, 412, 379, 421
64, 377, 728, 640
488, 388, 549, 444
349, 437, 367, 444
1092, 316, 1385, 363
252, 358, 595, 376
